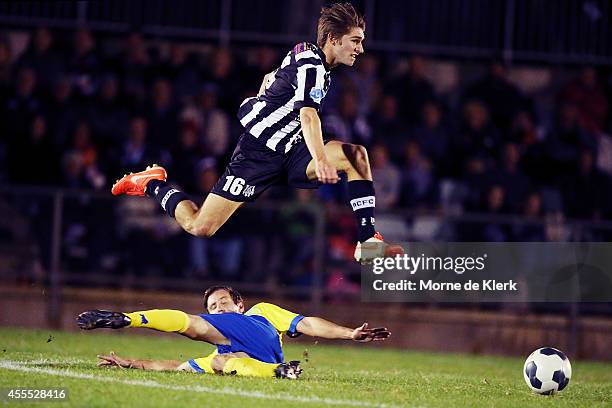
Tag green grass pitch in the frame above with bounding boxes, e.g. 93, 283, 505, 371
0, 327, 610, 407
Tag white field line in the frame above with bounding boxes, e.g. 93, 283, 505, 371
0, 360, 402, 408
11, 358, 90, 366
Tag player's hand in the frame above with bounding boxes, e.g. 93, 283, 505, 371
97, 351, 133, 368
350, 323, 391, 342
315, 158, 340, 184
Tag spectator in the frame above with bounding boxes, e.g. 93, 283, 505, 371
411, 100, 452, 176
68, 27, 99, 97
488, 142, 531, 213
280, 189, 318, 286
561, 149, 610, 220
243, 46, 280, 96
160, 44, 201, 100
198, 83, 230, 158
170, 121, 203, 192
87, 74, 129, 151
203, 47, 241, 112
117, 117, 165, 175
559, 66, 608, 134
398, 140, 435, 209
385, 55, 436, 125
346, 53, 381, 117
7, 115, 59, 185
146, 78, 179, 149
454, 99, 502, 177
17, 27, 63, 93
462, 60, 530, 131
119, 32, 152, 112
369, 94, 408, 161
508, 109, 541, 147
3, 67, 42, 139
323, 90, 371, 145
370, 144, 401, 210
479, 185, 511, 241
509, 109, 548, 184
545, 102, 597, 180
512, 191, 546, 241
62, 121, 105, 190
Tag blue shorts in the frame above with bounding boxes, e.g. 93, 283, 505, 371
210, 133, 320, 202
200, 312, 284, 364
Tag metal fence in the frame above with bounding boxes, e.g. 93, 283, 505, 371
0, 0, 610, 65
0, 185, 329, 323
1, 185, 612, 325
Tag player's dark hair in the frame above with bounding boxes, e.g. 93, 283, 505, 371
203, 285, 243, 311
317, 2, 365, 48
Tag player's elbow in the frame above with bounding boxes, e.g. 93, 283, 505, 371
299, 108, 319, 125
296, 317, 315, 336
185, 221, 217, 238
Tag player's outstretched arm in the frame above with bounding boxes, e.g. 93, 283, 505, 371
97, 351, 187, 372
296, 317, 390, 342
98, 352, 302, 379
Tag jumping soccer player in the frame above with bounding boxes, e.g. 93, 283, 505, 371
77, 285, 390, 379
111, 3, 404, 262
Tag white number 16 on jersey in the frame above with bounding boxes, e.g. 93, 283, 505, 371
222, 175, 246, 195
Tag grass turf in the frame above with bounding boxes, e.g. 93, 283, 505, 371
0, 327, 610, 407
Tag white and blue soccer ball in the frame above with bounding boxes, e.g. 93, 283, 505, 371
523, 347, 572, 395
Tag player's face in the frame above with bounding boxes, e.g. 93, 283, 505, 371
206, 290, 244, 314
332, 27, 365, 66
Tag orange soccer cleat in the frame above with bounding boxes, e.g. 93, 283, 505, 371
354, 231, 405, 264
111, 165, 167, 196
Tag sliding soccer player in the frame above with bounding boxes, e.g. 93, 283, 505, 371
78, 285, 390, 379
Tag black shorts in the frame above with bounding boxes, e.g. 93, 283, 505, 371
211, 133, 320, 202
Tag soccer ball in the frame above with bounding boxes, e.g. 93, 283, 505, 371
523, 347, 572, 395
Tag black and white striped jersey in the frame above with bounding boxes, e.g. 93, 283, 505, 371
237, 42, 331, 154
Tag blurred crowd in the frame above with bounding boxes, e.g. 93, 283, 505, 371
1, 27, 612, 282
2, 28, 612, 220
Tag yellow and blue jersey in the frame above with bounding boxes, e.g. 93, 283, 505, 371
244, 302, 304, 340
189, 303, 304, 372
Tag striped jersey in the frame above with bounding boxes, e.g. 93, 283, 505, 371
237, 42, 331, 153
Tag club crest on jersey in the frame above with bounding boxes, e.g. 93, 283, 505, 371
243, 185, 256, 198
309, 87, 325, 103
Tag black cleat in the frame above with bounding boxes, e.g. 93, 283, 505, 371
77, 310, 131, 330
275, 360, 303, 379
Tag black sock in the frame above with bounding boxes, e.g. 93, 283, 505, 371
348, 180, 376, 242
146, 180, 189, 218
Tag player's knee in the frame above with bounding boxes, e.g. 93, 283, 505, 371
341, 143, 370, 173
182, 315, 206, 339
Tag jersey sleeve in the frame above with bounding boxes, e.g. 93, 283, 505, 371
293, 46, 327, 111
246, 302, 304, 336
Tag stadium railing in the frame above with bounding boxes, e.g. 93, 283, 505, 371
1, 185, 612, 318
0, 0, 610, 65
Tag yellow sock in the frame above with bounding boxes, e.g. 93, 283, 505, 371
125, 309, 190, 333
223, 358, 277, 378
189, 354, 215, 374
